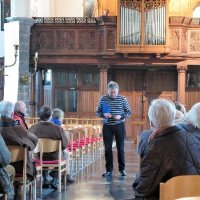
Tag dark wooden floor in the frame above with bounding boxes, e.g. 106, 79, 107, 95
20, 141, 139, 200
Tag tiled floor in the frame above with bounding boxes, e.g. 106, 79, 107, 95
22, 140, 139, 200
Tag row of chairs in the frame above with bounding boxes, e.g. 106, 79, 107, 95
64, 125, 103, 174
0, 124, 103, 199
0, 139, 67, 200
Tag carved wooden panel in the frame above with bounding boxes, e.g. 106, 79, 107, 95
106, 29, 116, 49
181, 29, 187, 53
99, 30, 104, 50
170, 29, 180, 51
188, 30, 200, 53
56, 31, 75, 50
78, 31, 96, 50
35, 30, 54, 49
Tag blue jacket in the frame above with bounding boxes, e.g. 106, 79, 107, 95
0, 135, 10, 168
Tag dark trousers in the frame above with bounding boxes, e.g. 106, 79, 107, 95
103, 122, 126, 172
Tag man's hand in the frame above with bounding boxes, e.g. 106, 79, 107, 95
104, 113, 112, 118
114, 115, 121, 120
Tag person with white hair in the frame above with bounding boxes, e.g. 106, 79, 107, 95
177, 102, 200, 141
13, 101, 28, 129
132, 99, 200, 200
0, 101, 38, 180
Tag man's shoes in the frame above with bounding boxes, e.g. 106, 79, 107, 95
119, 170, 126, 176
67, 174, 74, 183
102, 171, 112, 177
42, 180, 51, 188
50, 178, 58, 189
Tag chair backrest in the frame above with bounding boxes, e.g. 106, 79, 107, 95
38, 138, 62, 161
39, 138, 60, 153
7, 145, 26, 163
176, 197, 200, 200
160, 175, 200, 200
7, 145, 28, 200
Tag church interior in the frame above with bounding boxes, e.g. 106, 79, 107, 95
1, 0, 200, 199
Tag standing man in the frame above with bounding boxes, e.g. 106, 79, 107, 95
96, 81, 131, 177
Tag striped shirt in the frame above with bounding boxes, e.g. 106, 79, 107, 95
96, 94, 132, 125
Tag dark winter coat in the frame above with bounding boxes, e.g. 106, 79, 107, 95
133, 125, 200, 200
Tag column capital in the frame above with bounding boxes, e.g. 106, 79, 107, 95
177, 64, 188, 73
98, 64, 110, 71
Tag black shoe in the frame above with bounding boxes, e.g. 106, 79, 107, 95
50, 178, 58, 189
102, 171, 112, 177
42, 180, 51, 188
67, 174, 74, 183
119, 170, 126, 176
42, 183, 50, 188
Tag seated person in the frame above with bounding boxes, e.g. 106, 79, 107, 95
178, 102, 200, 142
0, 101, 38, 180
138, 100, 185, 161
0, 134, 15, 197
13, 101, 28, 129
133, 99, 200, 199
50, 108, 74, 183
29, 106, 69, 189
174, 101, 186, 114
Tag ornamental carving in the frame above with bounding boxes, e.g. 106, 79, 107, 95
78, 31, 96, 50
144, 0, 166, 11
35, 31, 54, 49
56, 31, 75, 50
181, 29, 187, 53
169, 16, 184, 25
98, 64, 110, 71
99, 30, 104, 50
106, 30, 116, 49
121, 0, 142, 11
190, 31, 200, 52
177, 65, 188, 73
170, 30, 180, 51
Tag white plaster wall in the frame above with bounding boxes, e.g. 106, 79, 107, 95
4, 21, 19, 103
29, 0, 83, 17
11, 0, 29, 17
0, 32, 4, 57
54, 0, 83, 17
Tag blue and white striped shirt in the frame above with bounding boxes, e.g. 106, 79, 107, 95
96, 94, 132, 125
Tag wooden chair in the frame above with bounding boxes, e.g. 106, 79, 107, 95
66, 129, 81, 174
34, 138, 67, 193
32, 141, 43, 199
0, 194, 8, 200
160, 175, 200, 200
176, 197, 200, 200
7, 145, 34, 200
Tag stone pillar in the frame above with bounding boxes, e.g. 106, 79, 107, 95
4, 17, 34, 111
177, 64, 187, 105
98, 64, 109, 96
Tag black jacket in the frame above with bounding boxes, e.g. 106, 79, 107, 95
133, 126, 200, 199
